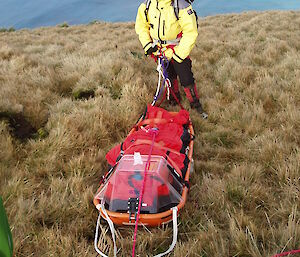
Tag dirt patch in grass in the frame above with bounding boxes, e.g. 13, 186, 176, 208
0, 112, 37, 140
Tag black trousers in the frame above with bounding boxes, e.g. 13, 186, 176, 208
166, 58, 195, 87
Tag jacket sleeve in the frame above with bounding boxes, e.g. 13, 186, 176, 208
135, 3, 153, 53
173, 6, 198, 63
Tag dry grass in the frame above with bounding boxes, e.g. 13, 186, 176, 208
0, 10, 300, 256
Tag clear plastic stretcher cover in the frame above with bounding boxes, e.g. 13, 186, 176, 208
95, 154, 183, 214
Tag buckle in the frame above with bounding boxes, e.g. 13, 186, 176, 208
128, 198, 139, 223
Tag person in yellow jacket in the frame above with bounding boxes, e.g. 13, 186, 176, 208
135, 0, 208, 119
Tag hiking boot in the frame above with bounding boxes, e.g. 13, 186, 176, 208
190, 101, 208, 119
184, 84, 208, 119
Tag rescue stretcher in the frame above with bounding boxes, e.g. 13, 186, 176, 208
93, 106, 194, 257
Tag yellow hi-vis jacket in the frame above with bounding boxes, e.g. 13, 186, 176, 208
135, 0, 198, 63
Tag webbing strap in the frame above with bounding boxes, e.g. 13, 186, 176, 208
157, 87, 167, 108
169, 86, 185, 110
94, 204, 117, 257
153, 207, 178, 257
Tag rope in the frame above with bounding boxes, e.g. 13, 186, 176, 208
152, 50, 172, 106
132, 128, 159, 257
152, 58, 167, 106
271, 249, 300, 257
160, 57, 184, 109
151, 41, 186, 109
151, 61, 163, 106
161, 57, 170, 95
153, 57, 183, 108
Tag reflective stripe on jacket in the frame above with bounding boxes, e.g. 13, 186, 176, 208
135, 0, 198, 63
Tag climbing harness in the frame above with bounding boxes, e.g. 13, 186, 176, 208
151, 38, 181, 47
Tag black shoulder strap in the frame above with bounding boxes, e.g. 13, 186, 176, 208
174, 0, 179, 20
144, 0, 151, 22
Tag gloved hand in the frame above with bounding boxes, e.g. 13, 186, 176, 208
145, 45, 158, 56
164, 48, 174, 60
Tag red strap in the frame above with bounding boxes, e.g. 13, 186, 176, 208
157, 88, 167, 107
156, 86, 185, 110
271, 249, 300, 257
166, 44, 176, 52
170, 86, 185, 110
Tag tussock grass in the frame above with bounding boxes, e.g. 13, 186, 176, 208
0, 10, 300, 256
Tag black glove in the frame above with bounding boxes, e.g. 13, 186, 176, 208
145, 45, 158, 56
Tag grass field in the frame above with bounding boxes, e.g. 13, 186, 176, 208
0, 10, 300, 257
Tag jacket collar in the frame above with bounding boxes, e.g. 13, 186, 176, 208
155, 0, 173, 6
